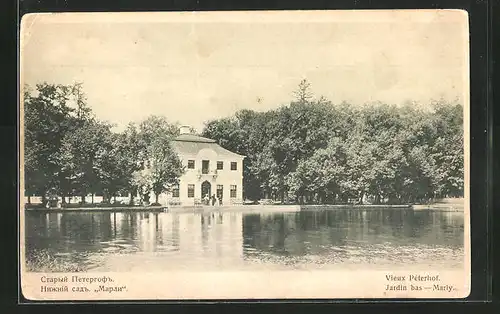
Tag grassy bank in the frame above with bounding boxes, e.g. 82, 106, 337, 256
25, 249, 86, 272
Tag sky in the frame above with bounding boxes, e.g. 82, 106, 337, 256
21, 10, 469, 132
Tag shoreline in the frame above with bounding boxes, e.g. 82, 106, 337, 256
412, 204, 464, 212
24, 206, 166, 213
24, 203, 464, 213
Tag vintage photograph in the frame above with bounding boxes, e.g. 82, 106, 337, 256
20, 10, 469, 299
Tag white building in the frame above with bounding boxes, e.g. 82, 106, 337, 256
158, 126, 245, 206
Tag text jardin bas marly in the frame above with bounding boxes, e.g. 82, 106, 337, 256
384, 274, 455, 292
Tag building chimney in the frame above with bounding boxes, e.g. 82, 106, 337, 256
179, 125, 191, 135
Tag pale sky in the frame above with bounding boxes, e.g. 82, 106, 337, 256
21, 10, 469, 132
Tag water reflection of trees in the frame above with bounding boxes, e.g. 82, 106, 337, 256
25, 209, 464, 269
243, 211, 351, 257
26, 211, 241, 257
241, 209, 464, 259
25, 212, 115, 268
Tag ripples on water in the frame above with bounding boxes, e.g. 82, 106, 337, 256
24, 208, 465, 272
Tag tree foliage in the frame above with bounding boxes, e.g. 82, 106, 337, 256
132, 119, 185, 204
203, 82, 464, 204
23, 83, 184, 206
24, 81, 463, 206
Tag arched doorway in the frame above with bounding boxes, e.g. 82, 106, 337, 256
201, 181, 211, 204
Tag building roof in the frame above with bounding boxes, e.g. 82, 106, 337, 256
175, 134, 216, 143
172, 134, 245, 158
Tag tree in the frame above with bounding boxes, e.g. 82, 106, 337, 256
132, 116, 185, 204
23, 82, 85, 204
430, 101, 464, 198
148, 136, 185, 204
120, 123, 144, 204
287, 136, 346, 204
201, 84, 464, 205
93, 131, 131, 203
131, 168, 153, 204
293, 79, 313, 104
56, 117, 114, 204
138, 115, 179, 148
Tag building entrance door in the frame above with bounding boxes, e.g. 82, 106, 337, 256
216, 185, 223, 205
201, 181, 211, 205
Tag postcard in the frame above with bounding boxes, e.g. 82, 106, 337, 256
19, 10, 470, 300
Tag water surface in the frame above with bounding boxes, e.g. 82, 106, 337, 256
25, 208, 465, 272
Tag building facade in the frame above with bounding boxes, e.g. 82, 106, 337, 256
157, 126, 245, 206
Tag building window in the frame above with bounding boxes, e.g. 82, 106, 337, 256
230, 162, 237, 171
187, 160, 195, 169
217, 161, 224, 170
202, 160, 209, 174
188, 184, 195, 198
172, 185, 180, 198
230, 185, 237, 198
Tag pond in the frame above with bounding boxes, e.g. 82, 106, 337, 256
24, 208, 465, 272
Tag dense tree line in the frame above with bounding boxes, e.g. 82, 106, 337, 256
202, 80, 464, 205
24, 80, 463, 207
24, 82, 184, 206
